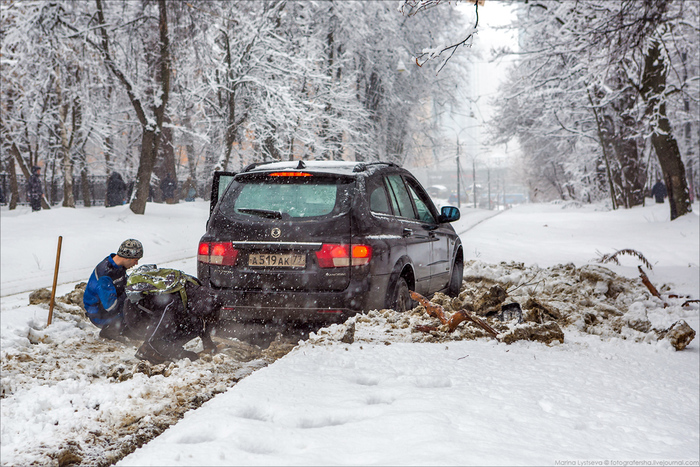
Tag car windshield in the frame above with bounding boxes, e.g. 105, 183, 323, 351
218, 175, 354, 219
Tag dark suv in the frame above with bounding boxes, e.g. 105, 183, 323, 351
198, 161, 462, 326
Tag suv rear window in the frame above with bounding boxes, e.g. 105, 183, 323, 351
218, 175, 354, 220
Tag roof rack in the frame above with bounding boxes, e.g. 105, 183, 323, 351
241, 159, 313, 172
241, 161, 276, 172
241, 160, 399, 173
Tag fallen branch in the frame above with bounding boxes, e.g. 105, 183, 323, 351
410, 291, 501, 340
637, 265, 661, 298
410, 291, 448, 323
682, 299, 699, 308
638, 265, 668, 308
451, 310, 501, 339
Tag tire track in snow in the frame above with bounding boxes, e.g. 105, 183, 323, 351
455, 209, 504, 236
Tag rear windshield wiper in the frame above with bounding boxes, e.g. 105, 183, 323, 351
237, 208, 284, 219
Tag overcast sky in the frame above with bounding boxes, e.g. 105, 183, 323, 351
451, 1, 519, 164
470, 1, 518, 121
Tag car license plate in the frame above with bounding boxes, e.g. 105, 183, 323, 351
248, 253, 306, 268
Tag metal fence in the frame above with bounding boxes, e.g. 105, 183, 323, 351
1, 173, 110, 207
0, 173, 210, 207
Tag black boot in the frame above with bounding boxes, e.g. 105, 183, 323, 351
99, 320, 126, 342
135, 342, 168, 365
174, 348, 199, 362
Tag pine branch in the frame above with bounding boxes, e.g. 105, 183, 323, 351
596, 249, 653, 270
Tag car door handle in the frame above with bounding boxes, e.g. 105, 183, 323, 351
403, 228, 413, 237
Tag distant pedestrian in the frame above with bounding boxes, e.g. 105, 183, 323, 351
26, 166, 43, 212
161, 173, 177, 204
105, 171, 127, 207
83, 239, 144, 341
651, 180, 667, 204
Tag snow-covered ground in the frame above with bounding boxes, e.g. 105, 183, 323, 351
1, 199, 698, 466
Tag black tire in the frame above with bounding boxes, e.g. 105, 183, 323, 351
392, 277, 414, 312
446, 257, 463, 297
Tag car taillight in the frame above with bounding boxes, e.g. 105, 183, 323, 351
198, 241, 238, 266
315, 244, 372, 268
268, 172, 312, 177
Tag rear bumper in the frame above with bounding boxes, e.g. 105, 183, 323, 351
207, 275, 390, 323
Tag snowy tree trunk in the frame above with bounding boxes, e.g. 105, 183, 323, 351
131, 129, 161, 214
92, 0, 171, 214
60, 148, 75, 208
58, 102, 75, 208
80, 162, 91, 208
604, 75, 647, 209
7, 155, 19, 210
588, 90, 618, 209
612, 120, 645, 209
1, 113, 20, 210
215, 30, 247, 172
155, 115, 177, 203
124, 0, 170, 215
185, 143, 197, 185
641, 38, 692, 220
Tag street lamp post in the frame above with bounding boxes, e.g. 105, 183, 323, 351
456, 138, 461, 208
455, 126, 476, 208
472, 159, 477, 209
487, 167, 492, 210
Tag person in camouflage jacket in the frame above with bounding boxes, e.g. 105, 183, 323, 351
123, 266, 222, 364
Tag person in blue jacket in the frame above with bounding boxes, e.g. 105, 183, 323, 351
83, 239, 143, 340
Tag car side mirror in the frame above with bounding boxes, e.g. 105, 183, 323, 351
438, 205, 460, 223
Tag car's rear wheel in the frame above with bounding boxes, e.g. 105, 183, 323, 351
446, 257, 463, 297
392, 277, 414, 312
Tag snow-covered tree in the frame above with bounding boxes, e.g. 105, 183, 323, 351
491, 0, 698, 219
1, 2, 88, 209
2, 0, 469, 211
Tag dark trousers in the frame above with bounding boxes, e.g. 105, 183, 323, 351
29, 196, 41, 211
124, 293, 206, 358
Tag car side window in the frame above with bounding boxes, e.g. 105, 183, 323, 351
406, 181, 436, 223
369, 184, 392, 215
386, 174, 417, 220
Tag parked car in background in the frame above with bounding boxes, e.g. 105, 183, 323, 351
427, 184, 449, 199
198, 160, 463, 330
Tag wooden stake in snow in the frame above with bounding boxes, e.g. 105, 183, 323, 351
47, 236, 63, 326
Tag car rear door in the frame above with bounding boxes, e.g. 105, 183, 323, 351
203, 172, 355, 292
209, 171, 237, 217
384, 173, 433, 294
403, 176, 453, 292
